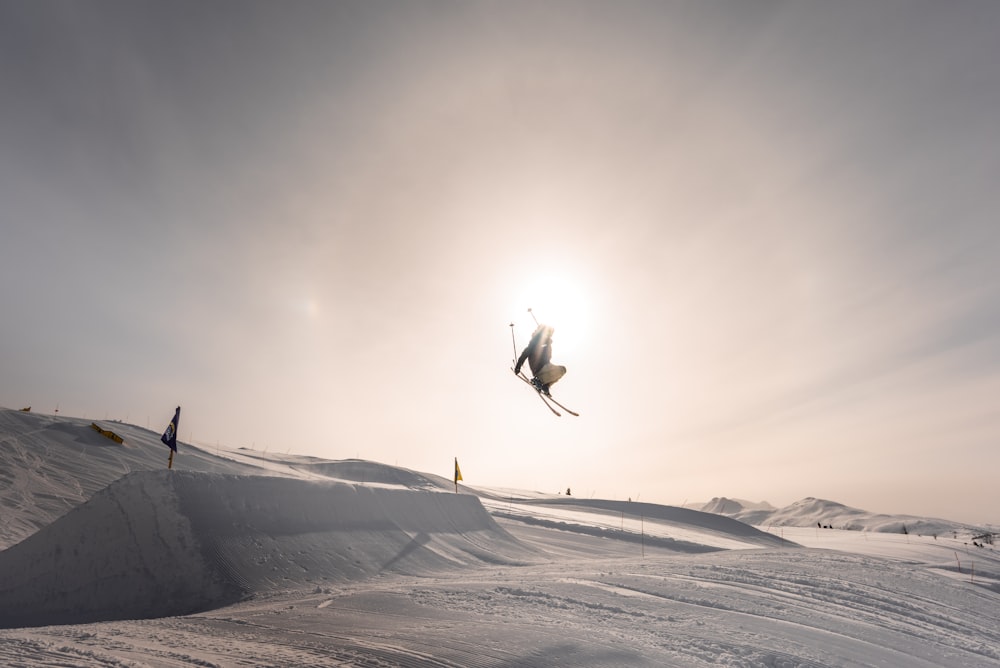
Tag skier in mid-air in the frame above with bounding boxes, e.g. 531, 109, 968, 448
514, 324, 566, 396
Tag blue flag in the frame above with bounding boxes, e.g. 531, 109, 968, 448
161, 406, 180, 452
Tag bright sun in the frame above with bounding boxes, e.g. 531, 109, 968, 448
511, 274, 591, 360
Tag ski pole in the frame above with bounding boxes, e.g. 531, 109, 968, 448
527, 307, 539, 326
509, 323, 518, 363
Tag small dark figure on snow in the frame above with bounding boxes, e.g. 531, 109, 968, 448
514, 324, 567, 396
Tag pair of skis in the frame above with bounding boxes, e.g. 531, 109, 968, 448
512, 368, 579, 417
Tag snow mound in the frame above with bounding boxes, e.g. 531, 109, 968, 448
289, 458, 453, 490
0, 408, 291, 549
0, 471, 532, 628
507, 498, 794, 550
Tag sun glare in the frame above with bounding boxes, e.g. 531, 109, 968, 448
511, 274, 591, 360
293, 296, 320, 319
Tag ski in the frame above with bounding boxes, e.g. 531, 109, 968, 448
512, 369, 579, 417
512, 369, 560, 415
538, 392, 580, 417
536, 389, 562, 417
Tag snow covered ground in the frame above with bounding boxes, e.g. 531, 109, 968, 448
1, 408, 998, 666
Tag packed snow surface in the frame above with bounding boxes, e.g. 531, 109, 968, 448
1, 408, 998, 666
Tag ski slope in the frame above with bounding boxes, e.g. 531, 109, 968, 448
1, 408, 998, 666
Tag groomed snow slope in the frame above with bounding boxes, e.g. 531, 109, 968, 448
0, 470, 533, 628
1, 409, 998, 665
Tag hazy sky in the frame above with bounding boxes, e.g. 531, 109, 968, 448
3, 1, 999, 524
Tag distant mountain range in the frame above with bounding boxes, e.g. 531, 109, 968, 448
693, 496, 993, 539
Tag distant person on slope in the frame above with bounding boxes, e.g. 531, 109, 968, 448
514, 324, 566, 396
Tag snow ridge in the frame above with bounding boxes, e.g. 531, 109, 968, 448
705, 495, 989, 537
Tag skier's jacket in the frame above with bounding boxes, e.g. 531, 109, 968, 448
515, 325, 554, 377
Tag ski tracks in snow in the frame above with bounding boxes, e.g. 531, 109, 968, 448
2, 549, 998, 666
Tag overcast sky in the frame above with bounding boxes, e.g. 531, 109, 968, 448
3, 1, 999, 524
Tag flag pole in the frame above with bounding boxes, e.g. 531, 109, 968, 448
168, 450, 174, 469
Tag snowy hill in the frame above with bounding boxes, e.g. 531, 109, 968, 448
490, 496, 793, 552
0, 408, 289, 550
698, 496, 776, 516
1, 408, 999, 666
0, 470, 531, 628
283, 455, 456, 491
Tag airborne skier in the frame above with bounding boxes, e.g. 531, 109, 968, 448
514, 324, 566, 396
510, 312, 578, 416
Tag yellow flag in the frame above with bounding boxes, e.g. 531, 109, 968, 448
454, 457, 463, 482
